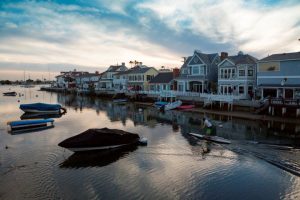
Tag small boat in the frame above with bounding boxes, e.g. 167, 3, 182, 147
154, 101, 168, 106
3, 92, 17, 96
189, 133, 231, 144
20, 103, 66, 114
177, 105, 195, 110
164, 100, 182, 111
58, 128, 145, 152
112, 99, 127, 103
7, 119, 54, 133
20, 112, 63, 120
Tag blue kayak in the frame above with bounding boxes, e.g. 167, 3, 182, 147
154, 101, 168, 106
20, 103, 65, 113
9, 119, 54, 127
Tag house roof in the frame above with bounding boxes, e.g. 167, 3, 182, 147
227, 54, 258, 65
260, 52, 300, 62
149, 72, 173, 84
115, 66, 155, 75
194, 52, 218, 65
106, 65, 126, 72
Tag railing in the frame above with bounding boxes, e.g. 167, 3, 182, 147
270, 98, 300, 107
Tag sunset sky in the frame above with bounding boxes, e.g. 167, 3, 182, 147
0, 0, 299, 80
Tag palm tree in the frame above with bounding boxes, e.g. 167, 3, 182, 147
129, 61, 133, 68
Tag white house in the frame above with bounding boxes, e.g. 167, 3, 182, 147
98, 63, 127, 90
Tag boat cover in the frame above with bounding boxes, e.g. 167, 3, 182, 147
20, 103, 62, 111
9, 119, 54, 126
58, 128, 140, 148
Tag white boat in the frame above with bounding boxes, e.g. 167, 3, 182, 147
164, 100, 182, 111
189, 133, 231, 144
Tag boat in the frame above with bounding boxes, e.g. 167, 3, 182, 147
7, 119, 54, 133
19, 103, 66, 114
58, 128, 145, 152
164, 100, 182, 111
154, 101, 168, 107
189, 133, 231, 144
20, 112, 64, 120
3, 92, 17, 96
177, 105, 195, 110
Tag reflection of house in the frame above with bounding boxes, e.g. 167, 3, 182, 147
176, 50, 220, 93
55, 69, 89, 88
257, 52, 300, 99
149, 69, 180, 92
98, 63, 127, 90
115, 65, 158, 91
218, 52, 257, 98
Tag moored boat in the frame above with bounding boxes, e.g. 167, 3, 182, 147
112, 99, 128, 103
177, 105, 195, 110
3, 91, 17, 96
189, 133, 231, 144
7, 119, 54, 133
58, 128, 144, 152
19, 103, 66, 114
164, 100, 182, 111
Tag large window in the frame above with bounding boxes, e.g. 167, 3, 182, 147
239, 86, 244, 94
248, 69, 253, 76
239, 70, 245, 77
192, 66, 199, 75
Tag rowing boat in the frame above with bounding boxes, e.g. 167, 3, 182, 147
189, 132, 231, 144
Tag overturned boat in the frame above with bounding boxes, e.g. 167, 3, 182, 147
58, 128, 146, 152
3, 91, 17, 96
8, 119, 54, 133
20, 103, 66, 114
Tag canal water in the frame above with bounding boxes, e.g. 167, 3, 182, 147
0, 85, 299, 200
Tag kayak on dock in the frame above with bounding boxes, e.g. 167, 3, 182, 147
177, 105, 195, 110
3, 91, 17, 96
164, 100, 182, 111
58, 128, 147, 152
189, 132, 231, 144
20, 103, 66, 114
7, 119, 54, 133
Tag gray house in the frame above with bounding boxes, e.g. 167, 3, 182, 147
257, 52, 300, 99
176, 50, 220, 93
218, 52, 257, 98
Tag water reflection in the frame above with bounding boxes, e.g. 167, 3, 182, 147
60, 146, 138, 169
20, 113, 64, 120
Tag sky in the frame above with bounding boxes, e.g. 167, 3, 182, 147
0, 0, 299, 80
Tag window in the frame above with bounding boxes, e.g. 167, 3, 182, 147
220, 69, 223, 78
163, 84, 166, 90
146, 75, 151, 81
200, 66, 205, 75
192, 66, 199, 75
248, 69, 253, 76
239, 70, 245, 77
239, 86, 244, 94
232, 69, 235, 77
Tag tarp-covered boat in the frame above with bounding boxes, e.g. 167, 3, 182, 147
58, 128, 141, 152
8, 119, 54, 133
3, 92, 17, 96
20, 103, 66, 114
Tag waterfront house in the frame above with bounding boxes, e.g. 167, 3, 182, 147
257, 52, 300, 99
75, 72, 101, 93
55, 69, 88, 88
98, 63, 127, 91
149, 68, 180, 92
217, 52, 258, 98
176, 50, 220, 93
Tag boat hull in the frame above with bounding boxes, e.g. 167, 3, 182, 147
8, 119, 54, 133
20, 103, 64, 114
189, 133, 231, 144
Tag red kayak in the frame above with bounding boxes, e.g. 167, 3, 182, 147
177, 105, 195, 110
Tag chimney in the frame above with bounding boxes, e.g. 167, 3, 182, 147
95, 71, 99, 74
173, 68, 180, 78
220, 52, 228, 61
122, 62, 125, 66
183, 57, 187, 62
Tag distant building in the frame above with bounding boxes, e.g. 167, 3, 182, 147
149, 68, 180, 92
176, 50, 220, 93
217, 51, 257, 98
98, 63, 127, 90
55, 69, 88, 88
75, 72, 101, 92
257, 52, 300, 99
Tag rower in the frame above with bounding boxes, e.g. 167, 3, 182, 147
202, 117, 213, 136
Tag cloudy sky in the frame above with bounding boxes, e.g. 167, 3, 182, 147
0, 0, 299, 80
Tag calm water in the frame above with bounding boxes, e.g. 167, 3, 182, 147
0, 85, 300, 200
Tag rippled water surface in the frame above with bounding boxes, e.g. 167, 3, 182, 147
0, 85, 300, 200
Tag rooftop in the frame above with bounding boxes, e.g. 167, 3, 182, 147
260, 52, 300, 62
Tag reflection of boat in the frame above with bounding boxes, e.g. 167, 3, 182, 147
177, 105, 195, 110
164, 100, 182, 111
189, 133, 231, 144
20, 112, 63, 120
8, 119, 54, 133
60, 145, 137, 168
20, 103, 66, 114
3, 92, 17, 96
112, 99, 127, 103
58, 128, 141, 152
